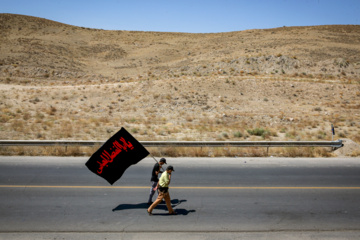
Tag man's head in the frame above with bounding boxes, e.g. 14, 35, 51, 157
159, 158, 167, 165
166, 165, 175, 173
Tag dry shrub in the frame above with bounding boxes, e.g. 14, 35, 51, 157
351, 150, 360, 157
0, 146, 44, 156
159, 147, 180, 157
0, 145, 99, 156
149, 147, 209, 157
146, 147, 162, 157
23, 111, 31, 120
313, 147, 334, 157
352, 134, 360, 144
281, 147, 332, 157
283, 147, 310, 157
148, 147, 269, 158
0, 113, 11, 123
47, 106, 57, 115
11, 119, 25, 131
0, 146, 25, 155
242, 147, 268, 157
48, 146, 84, 156
58, 121, 73, 138
0, 145, 335, 158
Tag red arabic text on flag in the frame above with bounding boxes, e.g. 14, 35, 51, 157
85, 127, 149, 185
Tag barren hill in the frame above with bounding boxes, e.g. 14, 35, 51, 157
1, 14, 360, 157
1, 14, 360, 81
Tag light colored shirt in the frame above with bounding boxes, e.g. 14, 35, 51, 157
159, 171, 170, 188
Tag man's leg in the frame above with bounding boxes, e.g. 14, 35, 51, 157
147, 181, 157, 204
148, 191, 164, 214
163, 192, 175, 214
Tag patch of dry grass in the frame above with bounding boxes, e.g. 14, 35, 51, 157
0, 145, 98, 156
0, 145, 335, 158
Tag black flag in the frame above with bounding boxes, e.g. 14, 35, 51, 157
85, 127, 149, 185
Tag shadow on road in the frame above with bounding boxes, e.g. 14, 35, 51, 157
112, 199, 196, 215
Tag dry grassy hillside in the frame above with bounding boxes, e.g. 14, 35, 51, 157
1, 14, 360, 81
1, 14, 360, 157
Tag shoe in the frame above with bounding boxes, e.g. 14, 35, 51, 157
169, 211, 177, 215
147, 210, 153, 216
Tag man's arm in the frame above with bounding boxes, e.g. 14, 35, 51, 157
163, 172, 171, 186
154, 164, 162, 175
155, 169, 163, 176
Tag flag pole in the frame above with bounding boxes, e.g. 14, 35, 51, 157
149, 153, 165, 171
150, 153, 159, 163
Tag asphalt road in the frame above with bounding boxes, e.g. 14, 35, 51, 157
0, 156, 360, 239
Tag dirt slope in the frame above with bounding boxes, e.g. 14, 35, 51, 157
0, 14, 360, 157
1, 14, 360, 81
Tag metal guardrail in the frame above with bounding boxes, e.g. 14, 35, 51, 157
0, 140, 344, 148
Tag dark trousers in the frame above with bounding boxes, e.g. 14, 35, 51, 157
147, 181, 158, 203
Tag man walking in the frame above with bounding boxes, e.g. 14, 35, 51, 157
147, 165, 177, 215
147, 158, 166, 205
